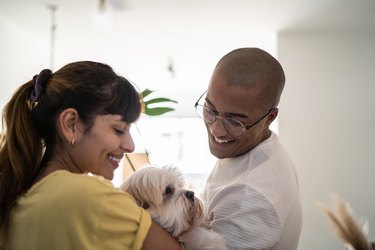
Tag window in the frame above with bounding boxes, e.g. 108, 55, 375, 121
113, 115, 278, 194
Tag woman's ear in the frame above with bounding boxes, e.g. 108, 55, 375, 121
59, 108, 79, 144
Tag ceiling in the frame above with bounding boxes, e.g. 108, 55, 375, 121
2, 0, 375, 39
1, 0, 375, 116
2, 0, 374, 76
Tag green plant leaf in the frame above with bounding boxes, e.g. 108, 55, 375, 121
140, 88, 178, 116
140, 88, 154, 98
144, 97, 178, 105
144, 107, 175, 116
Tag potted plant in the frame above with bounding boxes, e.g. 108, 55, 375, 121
125, 89, 177, 172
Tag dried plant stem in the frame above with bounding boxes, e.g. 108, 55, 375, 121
318, 194, 373, 250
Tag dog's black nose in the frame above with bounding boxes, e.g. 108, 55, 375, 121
185, 191, 195, 200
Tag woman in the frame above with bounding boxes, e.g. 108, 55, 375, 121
0, 61, 182, 250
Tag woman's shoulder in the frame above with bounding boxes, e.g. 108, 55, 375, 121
32, 170, 111, 190
14, 170, 152, 249
27, 170, 134, 206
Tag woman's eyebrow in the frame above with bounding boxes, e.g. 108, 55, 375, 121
112, 118, 127, 127
205, 98, 249, 119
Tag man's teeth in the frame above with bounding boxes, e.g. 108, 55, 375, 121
215, 137, 231, 143
109, 155, 121, 163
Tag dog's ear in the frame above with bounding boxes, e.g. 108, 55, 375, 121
128, 189, 149, 209
120, 180, 149, 209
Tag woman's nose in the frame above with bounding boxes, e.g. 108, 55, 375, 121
121, 133, 135, 153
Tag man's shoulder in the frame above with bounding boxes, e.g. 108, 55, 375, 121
206, 182, 275, 209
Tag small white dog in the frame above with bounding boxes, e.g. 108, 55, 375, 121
120, 165, 227, 250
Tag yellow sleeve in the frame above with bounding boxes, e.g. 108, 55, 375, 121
7, 172, 152, 250
95, 186, 152, 250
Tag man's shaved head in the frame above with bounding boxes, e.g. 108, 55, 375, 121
213, 47, 285, 108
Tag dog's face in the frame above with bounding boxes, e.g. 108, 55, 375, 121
120, 165, 205, 237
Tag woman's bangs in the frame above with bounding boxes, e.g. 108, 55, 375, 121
104, 79, 141, 123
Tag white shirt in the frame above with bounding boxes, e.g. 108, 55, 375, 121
203, 132, 302, 250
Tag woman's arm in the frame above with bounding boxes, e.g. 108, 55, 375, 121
142, 221, 183, 250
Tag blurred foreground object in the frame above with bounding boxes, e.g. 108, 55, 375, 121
318, 194, 374, 250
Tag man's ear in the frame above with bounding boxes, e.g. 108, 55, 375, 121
266, 108, 279, 125
59, 108, 79, 144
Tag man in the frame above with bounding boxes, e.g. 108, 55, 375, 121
195, 48, 302, 249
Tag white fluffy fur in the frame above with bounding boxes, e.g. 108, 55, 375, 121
120, 165, 227, 250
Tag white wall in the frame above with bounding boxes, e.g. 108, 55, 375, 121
278, 30, 375, 249
0, 14, 50, 111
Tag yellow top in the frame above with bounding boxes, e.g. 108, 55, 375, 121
7, 170, 151, 250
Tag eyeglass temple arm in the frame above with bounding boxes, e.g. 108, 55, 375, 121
244, 108, 278, 129
194, 90, 208, 108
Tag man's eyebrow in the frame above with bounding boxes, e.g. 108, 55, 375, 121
205, 98, 249, 119
205, 98, 215, 108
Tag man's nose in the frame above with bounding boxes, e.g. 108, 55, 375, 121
209, 118, 228, 137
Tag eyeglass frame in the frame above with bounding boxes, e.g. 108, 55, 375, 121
194, 90, 278, 136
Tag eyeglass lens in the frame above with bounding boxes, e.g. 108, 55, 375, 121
198, 105, 245, 136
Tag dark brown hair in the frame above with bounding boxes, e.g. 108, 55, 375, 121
0, 61, 141, 244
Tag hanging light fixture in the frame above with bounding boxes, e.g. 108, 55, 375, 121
92, 0, 113, 30
47, 4, 58, 70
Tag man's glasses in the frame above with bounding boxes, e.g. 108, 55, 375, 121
194, 91, 276, 136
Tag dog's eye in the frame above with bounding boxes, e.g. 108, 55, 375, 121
165, 186, 174, 196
